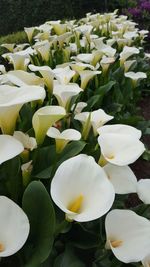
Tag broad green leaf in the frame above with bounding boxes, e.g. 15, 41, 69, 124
22, 181, 55, 267
54, 246, 85, 267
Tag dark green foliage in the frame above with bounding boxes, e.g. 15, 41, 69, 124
0, 0, 106, 36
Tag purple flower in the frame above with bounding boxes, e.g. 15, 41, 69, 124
140, 0, 150, 11
128, 8, 141, 17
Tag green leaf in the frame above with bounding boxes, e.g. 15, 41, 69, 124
59, 141, 86, 163
54, 246, 85, 267
96, 81, 116, 95
22, 181, 55, 267
142, 150, 150, 161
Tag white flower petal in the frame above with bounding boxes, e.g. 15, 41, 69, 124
137, 179, 150, 204
105, 209, 150, 263
51, 154, 115, 222
0, 196, 29, 257
103, 164, 137, 194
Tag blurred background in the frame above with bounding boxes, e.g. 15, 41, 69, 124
0, 0, 137, 36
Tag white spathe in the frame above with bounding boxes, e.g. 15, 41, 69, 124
98, 133, 145, 166
53, 82, 83, 109
53, 66, 75, 85
77, 70, 101, 89
0, 135, 24, 164
0, 196, 29, 257
124, 71, 147, 81
51, 154, 115, 222
47, 127, 81, 152
0, 85, 46, 134
142, 253, 150, 267
6, 70, 43, 87
13, 131, 37, 151
105, 209, 150, 263
75, 109, 113, 135
120, 46, 139, 65
32, 105, 66, 144
29, 64, 54, 93
97, 124, 142, 139
103, 163, 137, 194
137, 179, 150, 204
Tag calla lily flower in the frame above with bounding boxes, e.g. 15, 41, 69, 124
98, 133, 145, 166
6, 70, 43, 87
1, 43, 15, 52
103, 163, 137, 194
142, 253, 150, 267
53, 66, 75, 85
77, 70, 101, 89
53, 82, 83, 110
52, 23, 67, 35
124, 60, 136, 72
120, 46, 139, 65
32, 106, 66, 144
8, 54, 30, 71
0, 196, 29, 257
97, 124, 142, 139
0, 135, 24, 164
124, 71, 147, 87
0, 85, 46, 134
100, 56, 115, 73
47, 127, 81, 153
51, 154, 115, 222
13, 131, 37, 151
137, 179, 150, 204
0, 65, 6, 74
71, 102, 87, 114
75, 109, 113, 135
105, 209, 150, 263
29, 64, 54, 93
36, 42, 50, 62
24, 27, 35, 42
75, 53, 94, 64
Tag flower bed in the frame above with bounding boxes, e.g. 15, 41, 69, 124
0, 10, 150, 267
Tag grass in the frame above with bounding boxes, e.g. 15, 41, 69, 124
0, 31, 27, 55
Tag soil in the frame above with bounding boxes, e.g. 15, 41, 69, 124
131, 95, 150, 180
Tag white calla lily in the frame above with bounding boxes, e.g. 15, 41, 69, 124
29, 64, 54, 93
0, 85, 46, 134
24, 27, 35, 42
124, 60, 136, 72
13, 131, 37, 151
120, 46, 139, 65
75, 53, 94, 64
53, 66, 75, 85
103, 163, 137, 194
51, 154, 115, 222
71, 101, 87, 114
98, 133, 145, 166
47, 127, 81, 152
137, 179, 150, 204
53, 82, 83, 110
75, 109, 113, 135
97, 124, 142, 139
105, 209, 150, 263
36, 42, 50, 62
0, 65, 6, 74
6, 70, 43, 87
32, 106, 66, 144
0, 196, 29, 256
78, 70, 101, 89
0, 135, 24, 164
142, 253, 150, 267
125, 71, 147, 87
8, 54, 30, 71
1, 43, 15, 52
